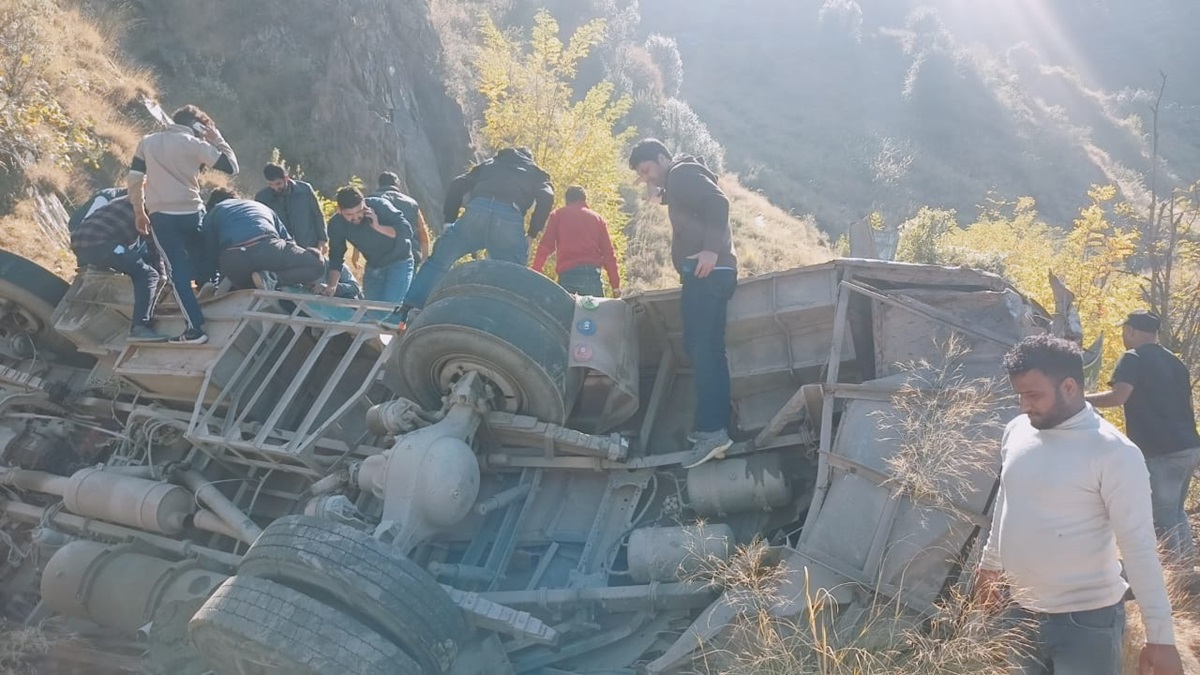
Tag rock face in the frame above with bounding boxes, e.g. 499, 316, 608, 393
115, 0, 470, 221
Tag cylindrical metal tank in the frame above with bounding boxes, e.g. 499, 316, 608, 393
40, 540, 227, 634
627, 524, 735, 583
61, 467, 195, 535
686, 453, 792, 517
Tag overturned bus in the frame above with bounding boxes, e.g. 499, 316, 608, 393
0, 251, 1085, 674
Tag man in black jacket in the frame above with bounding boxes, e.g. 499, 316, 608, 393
370, 171, 431, 264
395, 147, 554, 318
255, 163, 361, 299
629, 138, 738, 468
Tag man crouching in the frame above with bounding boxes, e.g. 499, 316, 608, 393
202, 188, 325, 292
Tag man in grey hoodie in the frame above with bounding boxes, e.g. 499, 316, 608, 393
629, 138, 737, 467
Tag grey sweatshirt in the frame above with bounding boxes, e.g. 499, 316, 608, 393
128, 124, 238, 214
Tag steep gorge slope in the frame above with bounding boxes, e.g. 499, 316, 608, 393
640, 0, 1200, 232
92, 0, 471, 222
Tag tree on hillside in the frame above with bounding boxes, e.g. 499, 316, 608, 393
925, 189, 1143, 393
476, 9, 635, 275
643, 34, 682, 98
656, 98, 725, 173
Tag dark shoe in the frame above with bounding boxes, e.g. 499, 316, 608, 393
127, 325, 169, 343
682, 429, 733, 469
169, 329, 209, 345
251, 270, 277, 291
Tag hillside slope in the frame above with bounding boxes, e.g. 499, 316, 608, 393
640, 0, 1200, 233
95, 0, 471, 224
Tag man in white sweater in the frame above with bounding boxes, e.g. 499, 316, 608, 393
976, 334, 1183, 675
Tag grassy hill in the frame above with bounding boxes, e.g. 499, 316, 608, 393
639, 0, 1200, 235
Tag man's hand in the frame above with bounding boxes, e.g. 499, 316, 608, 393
202, 124, 222, 144
135, 211, 150, 236
688, 251, 718, 278
972, 568, 1006, 614
320, 282, 337, 297
612, 288, 622, 298
1138, 644, 1184, 675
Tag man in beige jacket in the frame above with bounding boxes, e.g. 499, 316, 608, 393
128, 105, 238, 344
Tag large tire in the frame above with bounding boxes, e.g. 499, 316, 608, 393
238, 515, 466, 674
395, 292, 575, 423
189, 574, 421, 675
0, 249, 90, 366
425, 260, 575, 338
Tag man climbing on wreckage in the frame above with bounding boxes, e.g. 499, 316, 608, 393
628, 138, 737, 469
388, 147, 555, 324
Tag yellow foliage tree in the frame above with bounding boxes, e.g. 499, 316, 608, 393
475, 9, 636, 284
935, 188, 1143, 397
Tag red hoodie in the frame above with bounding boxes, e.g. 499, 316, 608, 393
531, 202, 620, 290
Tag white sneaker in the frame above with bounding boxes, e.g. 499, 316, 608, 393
251, 271, 277, 291
682, 430, 733, 469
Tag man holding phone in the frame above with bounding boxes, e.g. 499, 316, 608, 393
324, 187, 415, 304
628, 138, 738, 467
128, 105, 239, 345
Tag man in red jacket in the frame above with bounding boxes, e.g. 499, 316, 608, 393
531, 186, 621, 297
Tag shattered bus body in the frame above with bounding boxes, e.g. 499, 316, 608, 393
0, 251, 1080, 674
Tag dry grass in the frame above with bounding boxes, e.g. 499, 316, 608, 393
872, 334, 1006, 512
0, 0, 156, 277
0, 624, 55, 675
1123, 564, 1200, 674
689, 540, 1028, 675
0, 201, 76, 277
623, 174, 833, 291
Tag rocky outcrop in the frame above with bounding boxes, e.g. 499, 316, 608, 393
113, 0, 470, 221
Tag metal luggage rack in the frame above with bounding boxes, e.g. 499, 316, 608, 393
185, 292, 399, 477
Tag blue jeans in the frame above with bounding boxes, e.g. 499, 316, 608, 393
74, 240, 159, 328
680, 267, 736, 433
1145, 446, 1200, 562
557, 265, 603, 296
363, 257, 413, 304
329, 261, 362, 299
150, 212, 205, 331
403, 197, 528, 309
1007, 602, 1124, 675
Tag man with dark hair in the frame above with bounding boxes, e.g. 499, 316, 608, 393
628, 138, 736, 467
1087, 310, 1200, 562
254, 163, 360, 299
128, 104, 239, 345
370, 171, 431, 264
254, 163, 328, 253
394, 147, 554, 319
68, 186, 128, 234
531, 185, 621, 297
201, 188, 325, 292
70, 196, 166, 343
323, 187, 414, 303
975, 334, 1182, 675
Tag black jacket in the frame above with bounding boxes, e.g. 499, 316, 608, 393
327, 197, 414, 270
443, 148, 554, 237
664, 155, 736, 274
254, 179, 327, 249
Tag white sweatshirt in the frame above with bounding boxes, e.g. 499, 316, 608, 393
980, 404, 1175, 645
